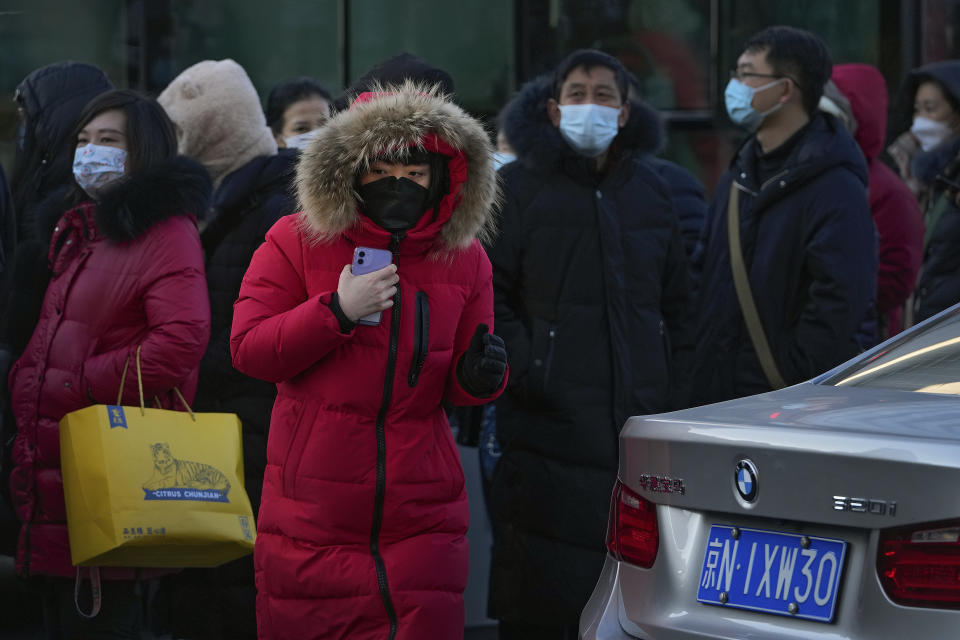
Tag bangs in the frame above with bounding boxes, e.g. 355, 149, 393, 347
375, 145, 434, 166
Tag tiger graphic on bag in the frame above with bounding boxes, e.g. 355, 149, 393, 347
143, 442, 231, 492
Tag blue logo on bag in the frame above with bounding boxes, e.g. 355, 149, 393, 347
107, 405, 127, 429
142, 443, 231, 503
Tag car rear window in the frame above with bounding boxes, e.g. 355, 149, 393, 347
824, 307, 960, 395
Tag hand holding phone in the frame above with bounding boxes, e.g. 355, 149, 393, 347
338, 247, 396, 326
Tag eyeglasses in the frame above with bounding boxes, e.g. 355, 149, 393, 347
730, 69, 800, 88
730, 69, 780, 82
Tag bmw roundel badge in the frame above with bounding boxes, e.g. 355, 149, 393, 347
734, 459, 759, 503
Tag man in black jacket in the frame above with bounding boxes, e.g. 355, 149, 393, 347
486, 49, 696, 639
691, 26, 877, 405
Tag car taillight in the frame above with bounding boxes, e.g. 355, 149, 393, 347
606, 479, 658, 568
878, 520, 960, 608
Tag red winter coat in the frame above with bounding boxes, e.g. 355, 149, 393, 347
8, 157, 211, 578
833, 64, 925, 336
230, 84, 503, 640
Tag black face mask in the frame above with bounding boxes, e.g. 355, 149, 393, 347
357, 176, 430, 232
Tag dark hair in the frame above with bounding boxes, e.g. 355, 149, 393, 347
553, 49, 629, 103
744, 26, 833, 115
914, 76, 960, 113
70, 90, 177, 175
265, 78, 333, 134
335, 53, 455, 112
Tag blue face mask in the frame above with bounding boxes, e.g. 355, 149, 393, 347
557, 103, 622, 157
492, 151, 516, 171
724, 78, 786, 131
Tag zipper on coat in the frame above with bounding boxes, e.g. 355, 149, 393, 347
370, 231, 404, 640
659, 318, 673, 382
543, 327, 557, 385
759, 169, 789, 192
408, 291, 429, 387
659, 319, 671, 356
733, 179, 757, 198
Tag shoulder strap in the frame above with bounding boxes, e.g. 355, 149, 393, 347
727, 185, 787, 390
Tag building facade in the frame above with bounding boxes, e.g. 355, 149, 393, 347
0, 0, 956, 187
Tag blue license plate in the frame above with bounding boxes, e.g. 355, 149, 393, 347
696, 525, 847, 623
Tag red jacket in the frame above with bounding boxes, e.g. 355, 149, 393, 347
231, 84, 503, 640
833, 64, 925, 336
8, 157, 211, 577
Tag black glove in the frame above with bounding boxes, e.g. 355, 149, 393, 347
457, 324, 507, 398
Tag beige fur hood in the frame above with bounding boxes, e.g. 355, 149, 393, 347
296, 82, 499, 252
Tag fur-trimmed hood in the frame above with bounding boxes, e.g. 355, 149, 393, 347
34, 156, 211, 247
296, 82, 498, 252
96, 156, 212, 241
502, 74, 665, 172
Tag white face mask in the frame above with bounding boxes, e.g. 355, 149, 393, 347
283, 129, 320, 150
557, 103, 622, 157
492, 151, 516, 171
73, 144, 127, 198
911, 116, 954, 152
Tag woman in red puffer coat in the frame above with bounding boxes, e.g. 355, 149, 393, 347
230, 82, 506, 640
831, 64, 925, 337
7, 89, 211, 637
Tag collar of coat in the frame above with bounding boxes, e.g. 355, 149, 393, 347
501, 74, 665, 174
732, 112, 868, 202
295, 81, 499, 254
34, 155, 212, 248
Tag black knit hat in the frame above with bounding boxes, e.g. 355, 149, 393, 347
334, 53, 455, 111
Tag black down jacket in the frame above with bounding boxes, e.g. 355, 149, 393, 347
486, 76, 697, 626
0, 164, 13, 280
164, 150, 297, 640
195, 149, 298, 517
691, 113, 877, 405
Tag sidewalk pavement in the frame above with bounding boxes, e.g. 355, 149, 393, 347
0, 553, 498, 638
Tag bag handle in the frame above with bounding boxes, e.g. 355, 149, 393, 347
727, 185, 787, 390
74, 566, 102, 618
115, 345, 196, 420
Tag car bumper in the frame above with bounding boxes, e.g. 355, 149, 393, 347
581, 553, 870, 639
580, 555, 734, 640
580, 555, 634, 640
581, 506, 960, 639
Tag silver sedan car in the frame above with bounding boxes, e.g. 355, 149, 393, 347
581, 307, 960, 639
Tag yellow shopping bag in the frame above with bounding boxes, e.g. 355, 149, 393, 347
60, 346, 256, 568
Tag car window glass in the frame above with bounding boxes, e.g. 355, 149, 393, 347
825, 308, 960, 394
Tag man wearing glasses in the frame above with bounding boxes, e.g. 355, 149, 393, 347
690, 25, 877, 405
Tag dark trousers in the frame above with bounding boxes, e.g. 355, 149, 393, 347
40, 577, 142, 639
499, 620, 578, 640
156, 556, 257, 640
